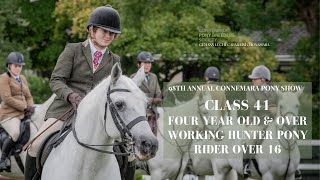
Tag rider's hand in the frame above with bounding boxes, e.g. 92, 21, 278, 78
68, 92, 83, 110
24, 106, 35, 113
150, 98, 162, 105
24, 106, 35, 118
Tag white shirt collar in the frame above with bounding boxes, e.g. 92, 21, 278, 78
88, 38, 107, 57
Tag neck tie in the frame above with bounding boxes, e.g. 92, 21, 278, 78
93, 51, 102, 71
16, 77, 22, 87
145, 74, 149, 83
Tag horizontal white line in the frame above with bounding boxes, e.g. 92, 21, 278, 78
299, 164, 320, 170
298, 140, 320, 146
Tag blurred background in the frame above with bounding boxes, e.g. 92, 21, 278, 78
0, 0, 318, 178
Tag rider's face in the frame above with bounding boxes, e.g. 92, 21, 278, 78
139, 62, 152, 73
252, 78, 265, 86
92, 27, 116, 49
9, 64, 23, 76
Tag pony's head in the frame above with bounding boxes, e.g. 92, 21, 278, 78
103, 63, 158, 160
197, 90, 222, 130
275, 88, 304, 130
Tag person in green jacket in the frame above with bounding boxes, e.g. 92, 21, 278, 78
131, 52, 162, 136
243, 65, 301, 179
24, 5, 136, 180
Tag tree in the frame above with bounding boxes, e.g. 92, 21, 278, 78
54, 0, 279, 84
0, 0, 29, 72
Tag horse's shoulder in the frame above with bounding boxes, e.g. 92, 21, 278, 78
130, 73, 136, 79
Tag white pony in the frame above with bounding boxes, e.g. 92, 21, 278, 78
211, 89, 303, 180
143, 90, 222, 180
0, 94, 55, 178
41, 64, 158, 180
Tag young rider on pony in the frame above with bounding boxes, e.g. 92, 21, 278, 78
24, 5, 135, 180
131, 52, 162, 136
244, 65, 302, 179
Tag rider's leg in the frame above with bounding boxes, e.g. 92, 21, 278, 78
0, 117, 21, 171
0, 136, 15, 172
24, 118, 64, 180
1, 117, 21, 142
24, 153, 37, 180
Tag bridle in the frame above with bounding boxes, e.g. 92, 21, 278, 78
275, 107, 299, 180
276, 110, 298, 151
72, 85, 147, 156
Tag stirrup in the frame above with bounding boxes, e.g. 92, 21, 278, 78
0, 159, 11, 172
295, 169, 302, 179
243, 164, 251, 178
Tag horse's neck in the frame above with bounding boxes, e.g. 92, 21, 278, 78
32, 94, 56, 128
157, 98, 201, 150
75, 100, 112, 146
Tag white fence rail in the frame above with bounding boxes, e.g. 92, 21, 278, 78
141, 140, 320, 179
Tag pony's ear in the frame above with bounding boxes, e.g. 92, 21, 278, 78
111, 62, 122, 85
295, 87, 304, 97
132, 66, 145, 86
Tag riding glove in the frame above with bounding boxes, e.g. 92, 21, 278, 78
25, 106, 35, 113
24, 106, 35, 118
150, 98, 162, 105
68, 92, 83, 110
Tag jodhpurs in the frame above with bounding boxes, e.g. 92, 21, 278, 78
27, 118, 64, 157
1, 117, 21, 142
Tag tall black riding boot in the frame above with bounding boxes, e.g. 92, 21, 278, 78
24, 153, 37, 180
0, 137, 15, 172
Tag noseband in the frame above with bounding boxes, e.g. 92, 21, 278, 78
276, 110, 298, 151
72, 86, 147, 156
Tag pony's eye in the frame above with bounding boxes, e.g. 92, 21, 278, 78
115, 101, 126, 111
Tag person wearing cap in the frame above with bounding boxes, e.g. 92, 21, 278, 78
0, 52, 34, 172
24, 5, 124, 180
131, 51, 162, 136
244, 65, 303, 178
203, 66, 226, 117
194, 66, 226, 136
243, 65, 278, 178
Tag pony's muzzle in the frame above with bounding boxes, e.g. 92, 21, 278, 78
135, 135, 158, 161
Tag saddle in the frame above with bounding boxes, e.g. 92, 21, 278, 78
34, 117, 73, 179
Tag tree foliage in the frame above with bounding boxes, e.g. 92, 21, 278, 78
0, 0, 29, 72
53, 0, 278, 83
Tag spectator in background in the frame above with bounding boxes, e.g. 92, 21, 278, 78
131, 51, 162, 136
0, 52, 34, 172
